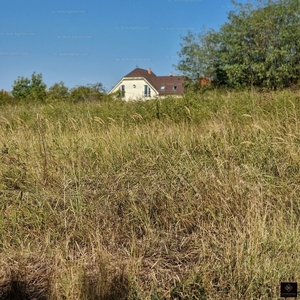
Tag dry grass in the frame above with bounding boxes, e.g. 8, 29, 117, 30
0, 89, 300, 299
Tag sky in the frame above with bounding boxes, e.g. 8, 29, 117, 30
0, 0, 247, 93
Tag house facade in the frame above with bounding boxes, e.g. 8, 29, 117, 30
109, 68, 185, 101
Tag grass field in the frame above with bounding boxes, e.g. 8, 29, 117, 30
0, 89, 300, 299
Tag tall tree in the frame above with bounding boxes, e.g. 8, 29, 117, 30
220, 0, 300, 88
12, 72, 47, 101
176, 0, 300, 89
30, 72, 47, 101
11, 76, 31, 99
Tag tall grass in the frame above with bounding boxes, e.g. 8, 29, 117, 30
0, 89, 300, 299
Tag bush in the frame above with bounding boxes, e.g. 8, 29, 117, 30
47, 81, 69, 102
69, 84, 106, 102
11, 72, 47, 102
0, 90, 15, 105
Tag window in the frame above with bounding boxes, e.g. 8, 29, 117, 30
120, 85, 125, 97
144, 85, 151, 97
173, 85, 178, 91
133, 84, 136, 88
160, 86, 165, 90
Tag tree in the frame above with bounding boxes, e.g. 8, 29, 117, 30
30, 72, 47, 101
69, 83, 105, 102
87, 82, 106, 93
12, 72, 47, 101
176, 0, 300, 89
176, 30, 218, 78
11, 76, 31, 99
47, 81, 69, 101
219, 0, 300, 88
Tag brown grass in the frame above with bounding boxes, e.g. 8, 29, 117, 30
0, 90, 300, 299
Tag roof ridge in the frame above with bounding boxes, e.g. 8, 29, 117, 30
120, 67, 185, 95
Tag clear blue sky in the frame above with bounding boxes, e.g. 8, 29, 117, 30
0, 0, 247, 92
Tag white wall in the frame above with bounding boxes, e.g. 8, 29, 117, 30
110, 78, 159, 101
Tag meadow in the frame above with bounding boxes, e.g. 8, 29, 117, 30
0, 89, 300, 299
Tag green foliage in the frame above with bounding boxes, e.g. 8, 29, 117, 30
10, 77, 108, 103
47, 81, 69, 101
11, 72, 47, 101
69, 86, 101, 102
87, 82, 106, 93
111, 89, 125, 99
0, 89, 15, 105
11, 76, 31, 99
69, 83, 105, 102
176, 0, 300, 89
30, 72, 47, 101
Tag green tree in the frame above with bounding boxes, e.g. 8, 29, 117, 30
69, 83, 105, 102
11, 76, 31, 99
30, 72, 47, 101
12, 72, 47, 101
176, 30, 217, 78
87, 82, 106, 93
176, 0, 300, 89
219, 0, 300, 88
47, 81, 69, 101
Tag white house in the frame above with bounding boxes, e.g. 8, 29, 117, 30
109, 67, 185, 101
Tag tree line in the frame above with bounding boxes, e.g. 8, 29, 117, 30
176, 0, 300, 90
0, 72, 108, 105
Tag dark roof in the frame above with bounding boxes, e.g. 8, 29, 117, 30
124, 68, 185, 95
125, 68, 157, 78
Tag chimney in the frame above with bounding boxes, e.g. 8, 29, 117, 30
170, 72, 173, 77
148, 68, 151, 74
